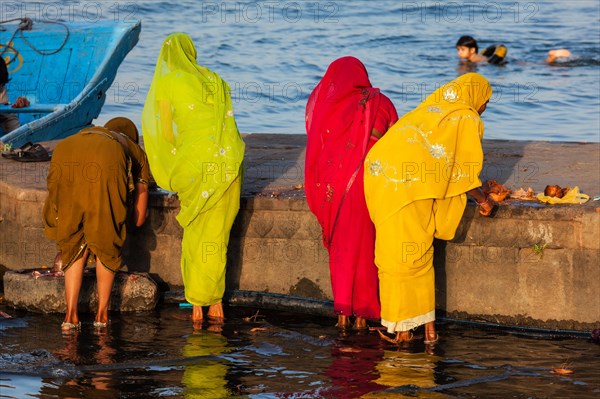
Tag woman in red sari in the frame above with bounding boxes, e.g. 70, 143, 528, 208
305, 56, 398, 329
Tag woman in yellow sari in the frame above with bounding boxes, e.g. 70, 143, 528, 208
364, 73, 495, 343
142, 33, 245, 326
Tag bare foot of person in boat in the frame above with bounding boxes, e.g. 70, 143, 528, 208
11, 96, 30, 109
207, 303, 224, 322
336, 315, 350, 329
353, 317, 367, 330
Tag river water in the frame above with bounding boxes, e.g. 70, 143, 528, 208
15, 0, 600, 141
1, 303, 599, 398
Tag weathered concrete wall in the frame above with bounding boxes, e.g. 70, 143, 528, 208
0, 162, 53, 277
1, 136, 599, 329
437, 204, 600, 330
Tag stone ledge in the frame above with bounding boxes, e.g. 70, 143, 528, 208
3, 269, 159, 313
1, 135, 599, 330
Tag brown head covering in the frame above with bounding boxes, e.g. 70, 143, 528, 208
104, 117, 139, 143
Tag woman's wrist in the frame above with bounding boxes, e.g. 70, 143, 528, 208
475, 193, 489, 206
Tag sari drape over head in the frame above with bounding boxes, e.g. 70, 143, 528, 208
305, 56, 398, 319
142, 33, 244, 306
364, 73, 492, 332
305, 56, 396, 247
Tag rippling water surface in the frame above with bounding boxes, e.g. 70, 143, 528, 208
19, 0, 600, 141
1, 304, 599, 398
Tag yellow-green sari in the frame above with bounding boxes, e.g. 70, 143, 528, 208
364, 73, 492, 333
182, 332, 231, 398
142, 33, 245, 306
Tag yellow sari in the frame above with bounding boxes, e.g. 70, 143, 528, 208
142, 33, 245, 306
364, 73, 492, 333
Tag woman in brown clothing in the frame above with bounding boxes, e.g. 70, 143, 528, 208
43, 117, 149, 332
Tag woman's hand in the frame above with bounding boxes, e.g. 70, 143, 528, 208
468, 187, 497, 217
477, 196, 496, 216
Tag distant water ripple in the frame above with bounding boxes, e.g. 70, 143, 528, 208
23, 0, 600, 141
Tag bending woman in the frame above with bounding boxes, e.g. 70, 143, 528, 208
44, 118, 149, 332
364, 73, 495, 343
142, 33, 245, 326
305, 56, 398, 329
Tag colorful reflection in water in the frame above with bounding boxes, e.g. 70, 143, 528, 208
1, 305, 598, 398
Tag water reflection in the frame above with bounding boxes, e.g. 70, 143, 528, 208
364, 348, 453, 398
1, 306, 598, 397
50, 330, 119, 398
181, 329, 231, 399
322, 335, 386, 398
374, 349, 440, 389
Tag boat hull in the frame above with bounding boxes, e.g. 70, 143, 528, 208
0, 20, 141, 147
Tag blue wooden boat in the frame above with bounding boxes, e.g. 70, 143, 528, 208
0, 18, 141, 148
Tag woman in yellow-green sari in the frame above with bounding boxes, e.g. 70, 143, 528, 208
142, 33, 245, 326
364, 73, 495, 343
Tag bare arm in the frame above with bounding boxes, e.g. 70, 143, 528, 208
371, 128, 383, 140
133, 183, 149, 227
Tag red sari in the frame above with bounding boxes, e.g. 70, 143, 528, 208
305, 56, 398, 320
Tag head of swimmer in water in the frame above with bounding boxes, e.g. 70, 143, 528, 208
456, 35, 479, 61
546, 48, 571, 63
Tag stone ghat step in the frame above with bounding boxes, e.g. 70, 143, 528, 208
3, 269, 159, 313
1, 135, 599, 330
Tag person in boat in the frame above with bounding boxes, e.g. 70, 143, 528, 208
43, 117, 149, 332
142, 33, 245, 328
0, 57, 29, 134
305, 56, 399, 330
364, 73, 495, 344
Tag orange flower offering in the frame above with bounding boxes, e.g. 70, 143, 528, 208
510, 187, 536, 200
544, 185, 570, 198
482, 179, 511, 202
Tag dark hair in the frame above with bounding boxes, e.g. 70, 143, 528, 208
0, 57, 8, 85
456, 36, 478, 53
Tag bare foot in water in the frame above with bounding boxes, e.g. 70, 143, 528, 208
192, 305, 203, 322
353, 317, 367, 330
424, 322, 438, 344
395, 331, 414, 343
61, 319, 81, 332
207, 303, 224, 321
94, 313, 109, 329
336, 315, 350, 329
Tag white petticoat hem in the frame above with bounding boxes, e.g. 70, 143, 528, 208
382, 310, 435, 333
